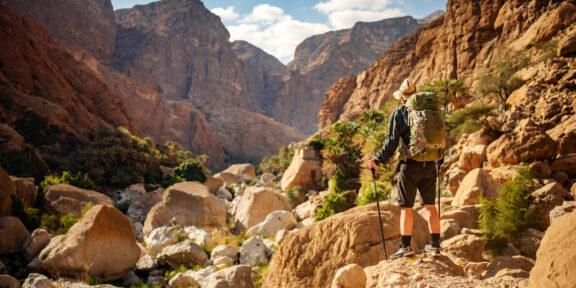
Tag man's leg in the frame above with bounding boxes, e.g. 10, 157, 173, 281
391, 163, 417, 258
424, 205, 440, 234
400, 207, 414, 235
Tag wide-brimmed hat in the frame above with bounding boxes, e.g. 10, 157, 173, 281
393, 79, 416, 101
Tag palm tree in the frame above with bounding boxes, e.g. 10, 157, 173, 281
421, 79, 470, 112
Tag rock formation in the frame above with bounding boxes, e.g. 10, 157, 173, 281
0, 9, 136, 164
318, 0, 576, 128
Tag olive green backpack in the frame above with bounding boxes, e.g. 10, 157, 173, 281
399, 92, 446, 162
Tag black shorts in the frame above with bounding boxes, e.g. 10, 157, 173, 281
397, 159, 437, 208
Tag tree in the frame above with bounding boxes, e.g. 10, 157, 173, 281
475, 47, 530, 112
421, 79, 470, 112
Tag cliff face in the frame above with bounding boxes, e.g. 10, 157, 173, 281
232, 41, 318, 134
0, 0, 117, 63
286, 16, 433, 132
111, 0, 303, 167
319, 0, 576, 128
0, 9, 134, 152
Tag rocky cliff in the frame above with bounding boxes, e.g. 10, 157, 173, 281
0, 8, 135, 158
319, 0, 576, 129
112, 0, 304, 166
0, 0, 117, 63
232, 40, 318, 134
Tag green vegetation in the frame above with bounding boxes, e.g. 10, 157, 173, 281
41, 213, 77, 235
39, 171, 95, 193
315, 189, 355, 221
258, 146, 295, 176
79, 126, 206, 188
478, 168, 536, 251
445, 104, 497, 136
475, 46, 530, 111
357, 170, 392, 206
173, 160, 208, 182
11, 197, 40, 230
252, 263, 269, 288
420, 78, 471, 111
172, 230, 189, 243
285, 185, 303, 208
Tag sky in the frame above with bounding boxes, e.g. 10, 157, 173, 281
111, 0, 447, 63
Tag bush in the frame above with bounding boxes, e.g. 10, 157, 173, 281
174, 160, 207, 183
11, 197, 40, 230
285, 186, 303, 208
446, 104, 497, 136
259, 146, 294, 176
39, 171, 95, 193
478, 168, 536, 250
358, 173, 391, 206
41, 213, 78, 235
315, 190, 355, 221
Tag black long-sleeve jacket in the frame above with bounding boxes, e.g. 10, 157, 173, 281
373, 105, 411, 165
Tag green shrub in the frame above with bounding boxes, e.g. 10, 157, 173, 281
446, 104, 497, 136
358, 178, 390, 206
174, 160, 207, 183
285, 186, 303, 208
39, 171, 95, 192
478, 168, 536, 250
315, 190, 355, 221
172, 230, 188, 243
258, 145, 295, 176
41, 213, 79, 235
11, 197, 40, 230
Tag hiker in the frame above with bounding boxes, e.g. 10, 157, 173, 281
367, 78, 444, 259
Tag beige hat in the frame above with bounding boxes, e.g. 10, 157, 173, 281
393, 78, 416, 101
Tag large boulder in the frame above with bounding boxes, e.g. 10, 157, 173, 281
0, 275, 20, 288
144, 226, 178, 256
487, 126, 558, 168
262, 202, 429, 288
331, 264, 366, 288
0, 216, 30, 254
0, 166, 16, 217
9, 176, 37, 207
43, 184, 114, 218
452, 169, 499, 206
22, 228, 51, 262
143, 182, 226, 235
37, 205, 140, 281
280, 147, 322, 191
157, 240, 208, 269
239, 236, 269, 266
484, 256, 534, 280
447, 168, 467, 196
440, 205, 479, 229
458, 145, 487, 172
247, 210, 297, 237
528, 210, 576, 288
214, 164, 256, 186
441, 234, 486, 262
211, 245, 239, 262
232, 186, 291, 230
546, 106, 576, 156
550, 154, 576, 176
489, 165, 522, 184
203, 265, 253, 288
531, 183, 568, 229
126, 188, 163, 223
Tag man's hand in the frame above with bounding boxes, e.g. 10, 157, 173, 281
367, 158, 376, 169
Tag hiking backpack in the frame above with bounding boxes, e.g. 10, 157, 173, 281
400, 92, 446, 162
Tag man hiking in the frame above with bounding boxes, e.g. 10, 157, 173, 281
367, 78, 444, 259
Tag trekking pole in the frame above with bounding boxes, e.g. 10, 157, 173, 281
371, 166, 388, 260
435, 161, 441, 222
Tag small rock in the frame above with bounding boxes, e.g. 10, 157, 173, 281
239, 236, 269, 266
211, 245, 239, 261
157, 240, 208, 269
331, 263, 366, 288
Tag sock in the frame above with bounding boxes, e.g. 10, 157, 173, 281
401, 235, 412, 248
431, 233, 441, 248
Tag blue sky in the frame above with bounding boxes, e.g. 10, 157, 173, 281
111, 0, 447, 63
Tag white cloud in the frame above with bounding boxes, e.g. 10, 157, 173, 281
241, 4, 291, 25
228, 19, 331, 63
328, 9, 404, 29
210, 6, 239, 22
314, 0, 394, 13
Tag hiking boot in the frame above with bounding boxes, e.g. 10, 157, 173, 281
390, 246, 414, 259
425, 244, 441, 254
